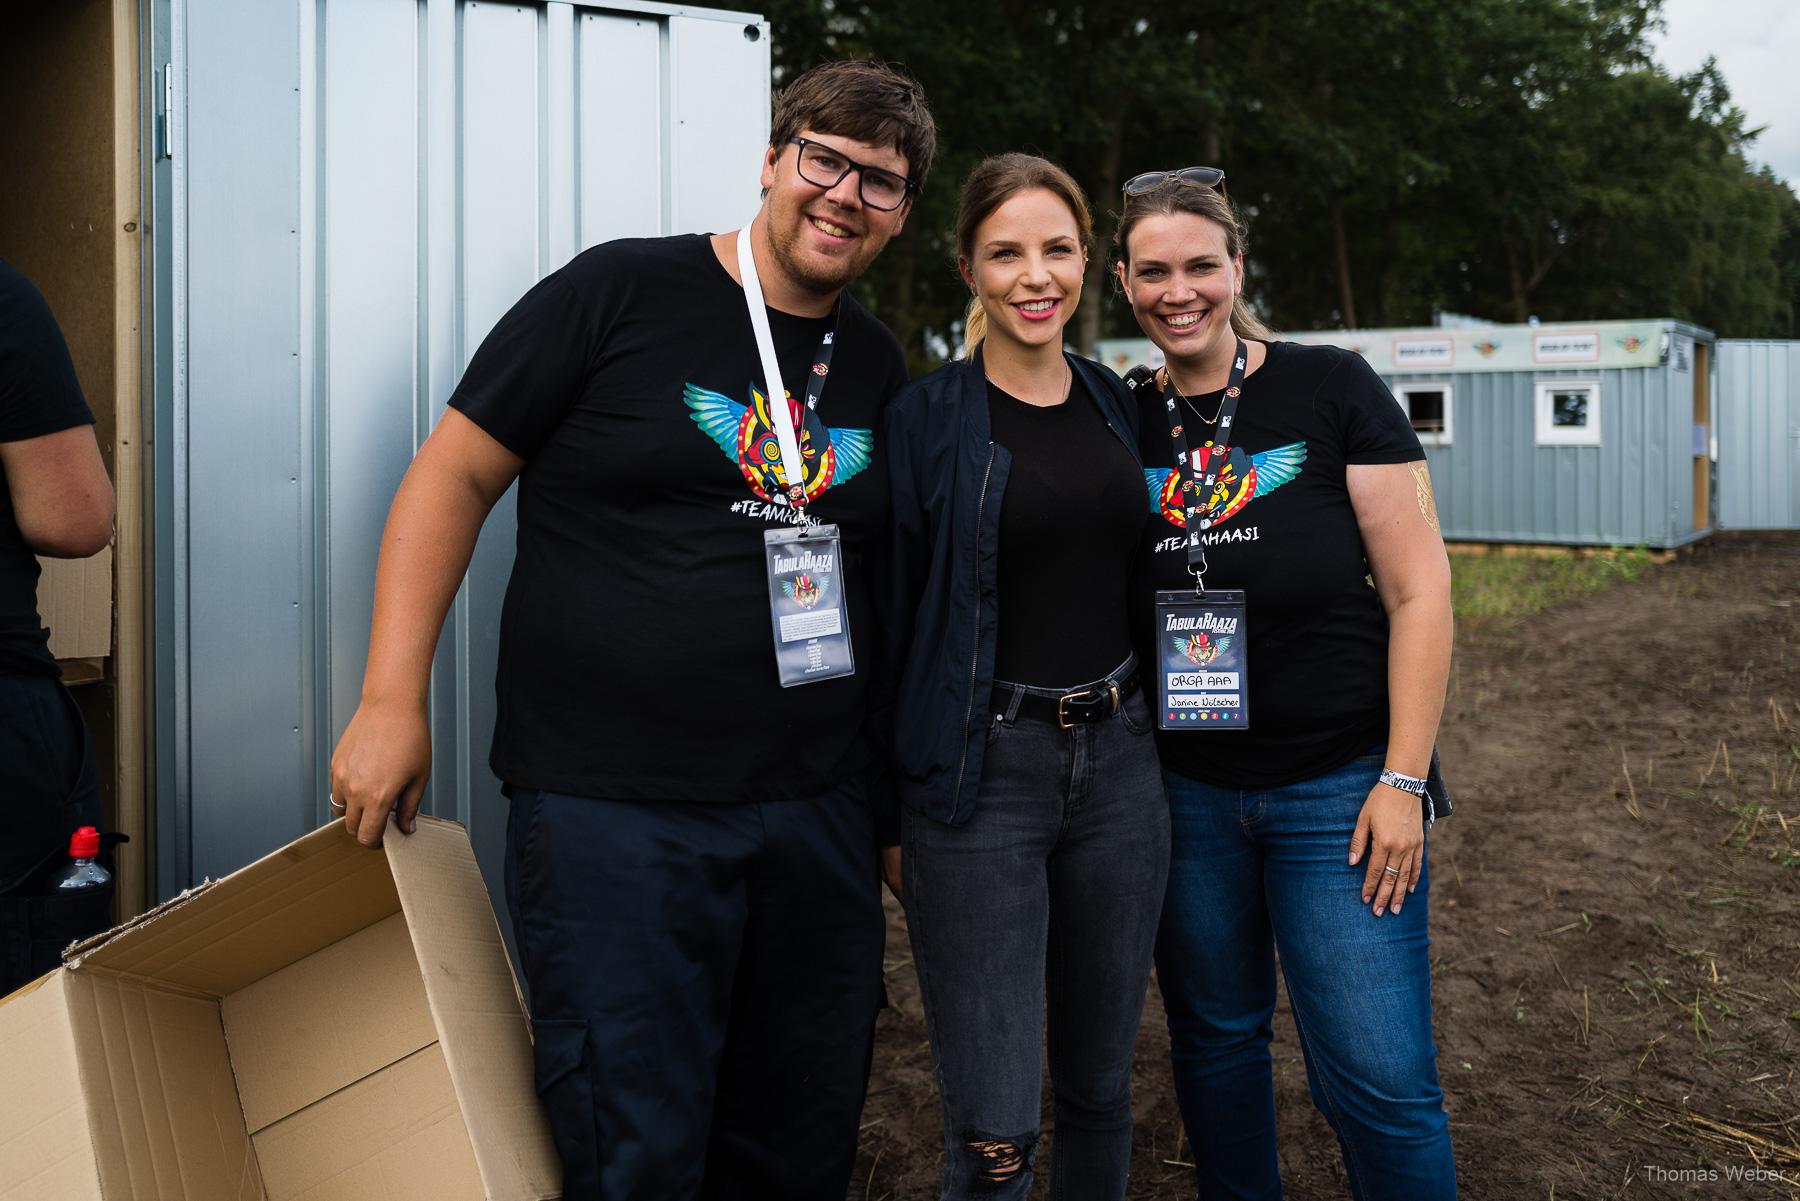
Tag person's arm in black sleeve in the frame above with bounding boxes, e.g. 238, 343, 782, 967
0, 262, 113, 558
867, 391, 932, 898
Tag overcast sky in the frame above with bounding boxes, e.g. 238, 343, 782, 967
1650, 0, 1800, 187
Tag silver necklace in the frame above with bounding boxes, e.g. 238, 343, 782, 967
1170, 378, 1225, 425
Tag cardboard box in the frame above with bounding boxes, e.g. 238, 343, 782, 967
35, 548, 113, 661
0, 817, 561, 1201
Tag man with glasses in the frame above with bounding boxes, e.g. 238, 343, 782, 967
328, 59, 934, 1201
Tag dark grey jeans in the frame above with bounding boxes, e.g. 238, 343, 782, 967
902, 676, 1170, 1201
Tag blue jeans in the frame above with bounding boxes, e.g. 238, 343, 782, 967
903, 677, 1169, 1201
1156, 753, 1456, 1201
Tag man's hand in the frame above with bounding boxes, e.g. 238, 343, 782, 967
329, 700, 432, 847
323, 409, 521, 849
880, 844, 902, 904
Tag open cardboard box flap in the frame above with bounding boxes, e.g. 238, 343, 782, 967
0, 817, 559, 1201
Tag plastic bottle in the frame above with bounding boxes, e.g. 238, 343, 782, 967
51, 826, 111, 891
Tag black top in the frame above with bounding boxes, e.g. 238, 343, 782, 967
1131, 341, 1424, 787
873, 350, 1142, 828
987, 377, 1143, 687
0, 259, 96, 678
449, 234, 908, 802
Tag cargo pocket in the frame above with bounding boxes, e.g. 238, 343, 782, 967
0, 875, 115, 995
532, 1017, 600, 1195
0, 689, 64, 894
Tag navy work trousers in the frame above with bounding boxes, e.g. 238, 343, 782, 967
1, 674, 104, 995
504, 780, 886, 1201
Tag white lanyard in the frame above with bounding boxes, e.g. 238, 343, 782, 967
737, 224, 811, 509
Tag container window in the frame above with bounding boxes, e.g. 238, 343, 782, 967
1398, 384, 1452, 445
1534, 380, 1601, 446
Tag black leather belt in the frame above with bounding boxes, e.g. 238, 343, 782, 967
994, 669, 1140, 729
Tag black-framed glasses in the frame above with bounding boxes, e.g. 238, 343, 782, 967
788, 137, 915, 211
1123, 166, 1226, 198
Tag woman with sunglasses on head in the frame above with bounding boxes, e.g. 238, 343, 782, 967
871, 154, 1168, 1201
1115, 168, 1457, 1200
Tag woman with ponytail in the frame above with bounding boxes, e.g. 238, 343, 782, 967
870, 154, 1166, 1200
1116, 170, 1458, 1199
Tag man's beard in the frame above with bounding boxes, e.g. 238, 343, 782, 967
768, 208, 876, 297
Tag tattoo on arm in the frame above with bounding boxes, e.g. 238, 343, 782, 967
1410, 462, 1441, 534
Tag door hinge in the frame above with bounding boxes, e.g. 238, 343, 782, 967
158, 64, 175, 160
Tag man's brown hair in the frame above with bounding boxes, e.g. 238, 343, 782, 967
770, 60, 937, 192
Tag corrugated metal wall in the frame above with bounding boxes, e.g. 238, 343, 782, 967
1717, 341, 1800, 529
152, 0, 770, 899
1377, 361, 1702, 548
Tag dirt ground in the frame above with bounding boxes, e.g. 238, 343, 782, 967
853, 533, 1800, 1200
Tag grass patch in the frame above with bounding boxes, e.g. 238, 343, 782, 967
1449, 547, 1656, 624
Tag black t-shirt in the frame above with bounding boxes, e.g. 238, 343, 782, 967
1132, 340, 1423, 788
0, 259, 96, 678
988, 377, 1142, 688
449, 234, 908, 801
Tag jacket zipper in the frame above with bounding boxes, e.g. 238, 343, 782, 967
953, 444, 998, 804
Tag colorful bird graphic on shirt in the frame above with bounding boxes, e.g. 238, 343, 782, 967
684, 382, 873, 504
782, 572, 830, 610
1145, 441, 1307, 530
1173, 632, 1232, 667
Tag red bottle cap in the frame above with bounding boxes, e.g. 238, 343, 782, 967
70, 826, 101, 859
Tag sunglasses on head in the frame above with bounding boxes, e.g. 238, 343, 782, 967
1123, 166, 1226, 198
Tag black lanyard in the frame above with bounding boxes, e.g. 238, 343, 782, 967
787, 320, 839, 521
1159, 339, 1248, 581
794, 309, 840, 415
759, 317, 840, 519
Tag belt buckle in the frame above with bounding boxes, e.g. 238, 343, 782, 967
1057, 683, 1120, 729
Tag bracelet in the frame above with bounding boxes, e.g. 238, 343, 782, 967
1378, 769, 1428, 796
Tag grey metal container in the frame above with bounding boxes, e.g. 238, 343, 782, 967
1100, 319, 1721, 548
147, 0, 771, 908
1716, 340, 1800, 530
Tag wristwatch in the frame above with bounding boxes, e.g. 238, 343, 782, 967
1378, 769, 1428, 797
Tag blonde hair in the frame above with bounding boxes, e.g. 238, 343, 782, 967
954, 154, 1094, 356
961, 295, 987, 354
1113, 179, 1274, 340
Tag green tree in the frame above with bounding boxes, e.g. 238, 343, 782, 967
758, 0, 1795, 358
1773, 172, 1800, 337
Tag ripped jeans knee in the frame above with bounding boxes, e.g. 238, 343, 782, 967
956, 1129, 1039, 1194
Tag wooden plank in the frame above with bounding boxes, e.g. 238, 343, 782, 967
111, 0, 146, 920
58, 657, 108, 686
1443, 541, 1678, 564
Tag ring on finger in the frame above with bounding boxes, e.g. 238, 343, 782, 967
1382, 864, 1401, 876
328, 793, 347, 813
